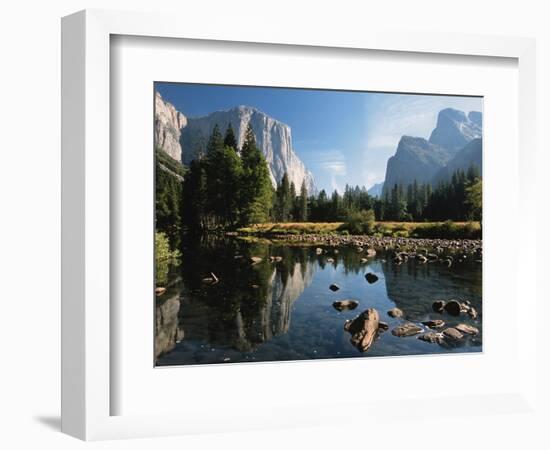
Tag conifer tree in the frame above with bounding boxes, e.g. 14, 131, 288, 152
299, 181, 308, 222
239, 125, 273, 224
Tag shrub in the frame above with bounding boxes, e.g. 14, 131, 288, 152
342, 209, 375, 235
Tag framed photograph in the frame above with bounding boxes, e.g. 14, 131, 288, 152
62, 9, 537, 440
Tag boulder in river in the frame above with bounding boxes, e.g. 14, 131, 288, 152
387, 307, 403, 318
422, 319, 445, 329
155, 287, 166, 296
391, 323, 423, 337
442, 327, 464, 341
432, 300, 446, 313
455, 323, 479, 335
418, 332, 444, 344
249, 256, 263, 265
365, 272, 379, 284
326, 257, 335, 263
468, 307, 478, 319
365, 248, 376, 257
315, 247, 323, 255
329, 284, 340, 292
333, 300, 359, 311
444, 300, 462, 316
416, 254, 428, 263
344, 308, 380, 352
378, 321, 389, 331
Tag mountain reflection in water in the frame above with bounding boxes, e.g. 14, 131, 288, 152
155, 239, 482, 366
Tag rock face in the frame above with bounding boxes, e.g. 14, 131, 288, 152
154, 92, 187, 161
367, 182, 384, 198
429, 109, 482, 154
382, 108, 483, 197
383, 136, 450, 193
432, 138, 482, 184
180, 105, 316, 193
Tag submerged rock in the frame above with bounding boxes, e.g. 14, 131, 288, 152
444, 300, 462, 316
432, 300, 446, 313
422, 319, 445, 329
344, 308, 380, 352
418, 332, 444, 344
455, 323, 479, 335
333, 300, 359, 311
391, 323, 423, 337
329, 284, 340, 292
365, 272, 379, 284
387, 307, 404, 318
201, 272, 219, 284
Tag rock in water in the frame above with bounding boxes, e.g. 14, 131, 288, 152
387, 307, 404, 318
455, 324, 479, 335
155, 287, 166, 296
391, 323, 423, 337
329, 284, 340, 292
249, 256, 263, 265
422, 319, 445, 329
333, 300, 359, 311
365, 273, 379, 284
432, 300, 446, 313
468, 307, 478, 319
378, 321, 389, 331
442, 327, 464, 341
444, 300, 462, 316
418, 332, 444, 344
365, 248, 377, 257
316, 248, 323, 255
344, 308, 380, 352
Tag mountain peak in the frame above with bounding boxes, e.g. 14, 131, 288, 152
429, 108, 482, 153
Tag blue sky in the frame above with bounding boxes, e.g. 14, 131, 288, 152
156, 82, 482, 194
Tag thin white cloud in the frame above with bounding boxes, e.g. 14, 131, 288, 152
362, 94, 483, 186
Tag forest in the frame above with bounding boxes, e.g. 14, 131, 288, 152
156, 124, 482, 250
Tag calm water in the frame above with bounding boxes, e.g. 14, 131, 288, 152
155, 238, 482, 366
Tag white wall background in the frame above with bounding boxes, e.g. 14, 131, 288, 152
0, 0, 547, 448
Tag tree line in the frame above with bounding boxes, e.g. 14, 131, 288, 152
156, 124, 482, 249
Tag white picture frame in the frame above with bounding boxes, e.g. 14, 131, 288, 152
61, 9, 537, 441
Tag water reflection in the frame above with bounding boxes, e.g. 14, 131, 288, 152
155, 239, 482, 365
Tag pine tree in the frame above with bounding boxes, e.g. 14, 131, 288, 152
299, 181, 308, 222
223, 123, 238, 150
239, 125, 273, 224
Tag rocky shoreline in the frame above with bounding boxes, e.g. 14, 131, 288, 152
236, 233, 482, 264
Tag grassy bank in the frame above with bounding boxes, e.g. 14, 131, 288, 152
236, 220, 481, 240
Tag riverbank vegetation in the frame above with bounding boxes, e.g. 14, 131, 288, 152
237, 220, 481, 240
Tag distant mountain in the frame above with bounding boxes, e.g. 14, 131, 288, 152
154, 92, 316, 194
428, 108, 482, 154
432, 138, 482, 184
382, 136, 451, 196
367, 182, 384, 198
382, 108, 482, 195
